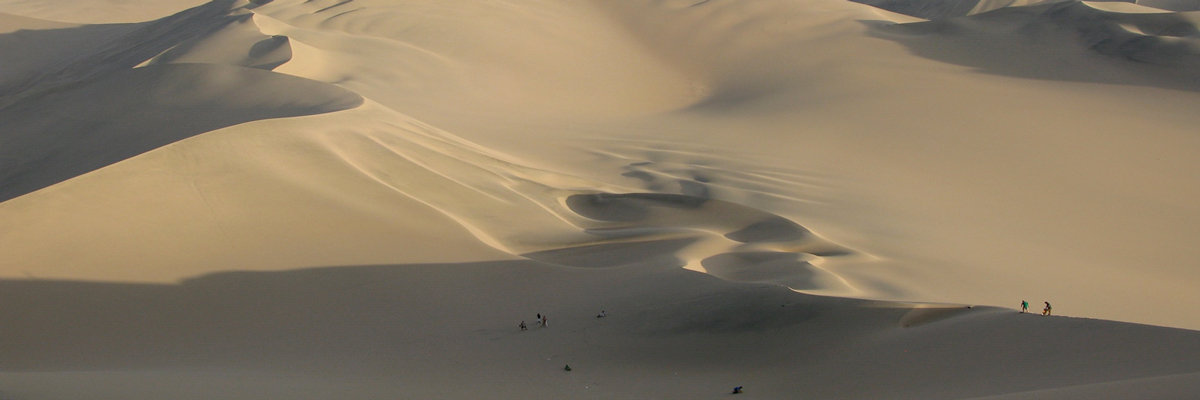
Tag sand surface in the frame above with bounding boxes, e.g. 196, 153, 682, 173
1, 0, 1198, 398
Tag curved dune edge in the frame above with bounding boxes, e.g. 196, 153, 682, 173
1, 0, 1199, 398
0, 0, 211, 24
0, 261, 1196, 399
1, 0, 1197, 329
0, 95, 865, 297
0, 0, 363, 202
523, 192, 862, 294
246, 0, 710, 120
862, 0, 1200, 89
0, 63, 363, 202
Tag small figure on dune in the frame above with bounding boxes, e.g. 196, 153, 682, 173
519, 321, 527, 331
564, 364, 571, 372
1042, 302, 1052, 316
732, 386, 743, 394
596, 310, 607, 318
1021, 300, 1028, 313
542, 314, 548, 327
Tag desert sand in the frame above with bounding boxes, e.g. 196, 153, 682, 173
1, 0, 1198, 398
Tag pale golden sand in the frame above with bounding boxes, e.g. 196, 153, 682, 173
1, 0, 1198, 398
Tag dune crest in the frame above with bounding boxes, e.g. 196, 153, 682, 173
2, 0, 1200, 397
286, 102, 866, 295
0, 0, 211, 24
525, 192, 859, 294
245, 0, 708, 119
864, 0, 1200, 90
0, 0, 361, 202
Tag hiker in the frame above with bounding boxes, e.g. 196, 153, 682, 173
542, 314, 548, 327
564, 364, 572, 371
596, 310, 607, 318
732, 386, 743, 394
519, 321, 527, 331
1021, 300, 1028, 313
1042, 302, 1052, 316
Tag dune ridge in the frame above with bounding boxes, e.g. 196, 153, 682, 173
2, 0, 864, 295
1, 0, 1196, 325
1, 262, 1198, 399
865, 0, 1200, 89
1, 0, 1199, 398
1, 0, 1196, 327
0, 0, 362, 202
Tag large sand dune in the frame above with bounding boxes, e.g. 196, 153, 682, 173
1, 0, 1198, 398
2, 261, 1198, 399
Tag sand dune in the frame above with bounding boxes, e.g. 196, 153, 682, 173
1, 0, 1198, 398
1, 261, 1198, 399
1138, 0, 1200, 11
870, 0, 1200, 86
0, 63, 361, 202
0, 0, 210, 24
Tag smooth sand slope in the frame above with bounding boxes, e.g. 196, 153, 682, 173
1, 0, 1199, 398
2, 261, 1199, 399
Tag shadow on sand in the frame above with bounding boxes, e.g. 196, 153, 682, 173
0, 260, 1198, 398
861, 1, 1200, 93
0, 0, 361, 202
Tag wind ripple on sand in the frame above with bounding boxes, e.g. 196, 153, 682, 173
302, 102, 863, 295
243, 3, 865, 290
1, 0, 867, 295
315, 110, 860, 284
537, 193, 858, 293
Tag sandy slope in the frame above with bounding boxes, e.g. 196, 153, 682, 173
0, 0, 209, 23
1, 0, 1199, 398
1, 261, 1198, 399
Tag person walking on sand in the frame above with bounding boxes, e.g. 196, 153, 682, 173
519, 321, 527, 331
1021, 300, 1028, 313
1042, 302, 1052, 316
542, 314, 548, 327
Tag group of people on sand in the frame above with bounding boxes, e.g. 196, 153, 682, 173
520, 310, 608, 331
519, 313, 549, 331
1020, 300, 1052, 316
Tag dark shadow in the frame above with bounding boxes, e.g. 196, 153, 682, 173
522, 237, 697, 268
0, 22, 139, 96
861, 1, 1200, 92
553, 192, 857, 277
0, 0, 349, 202
0, 63, 362, 202
850, 0, 983, 20
701, 251, 820, 290
0, 260, 832, 371
566, 193, 710, 222
725, 216, 811, 243
247, 35, 293, 70
0, 0, 242, 104
0, 261, 1197, 400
